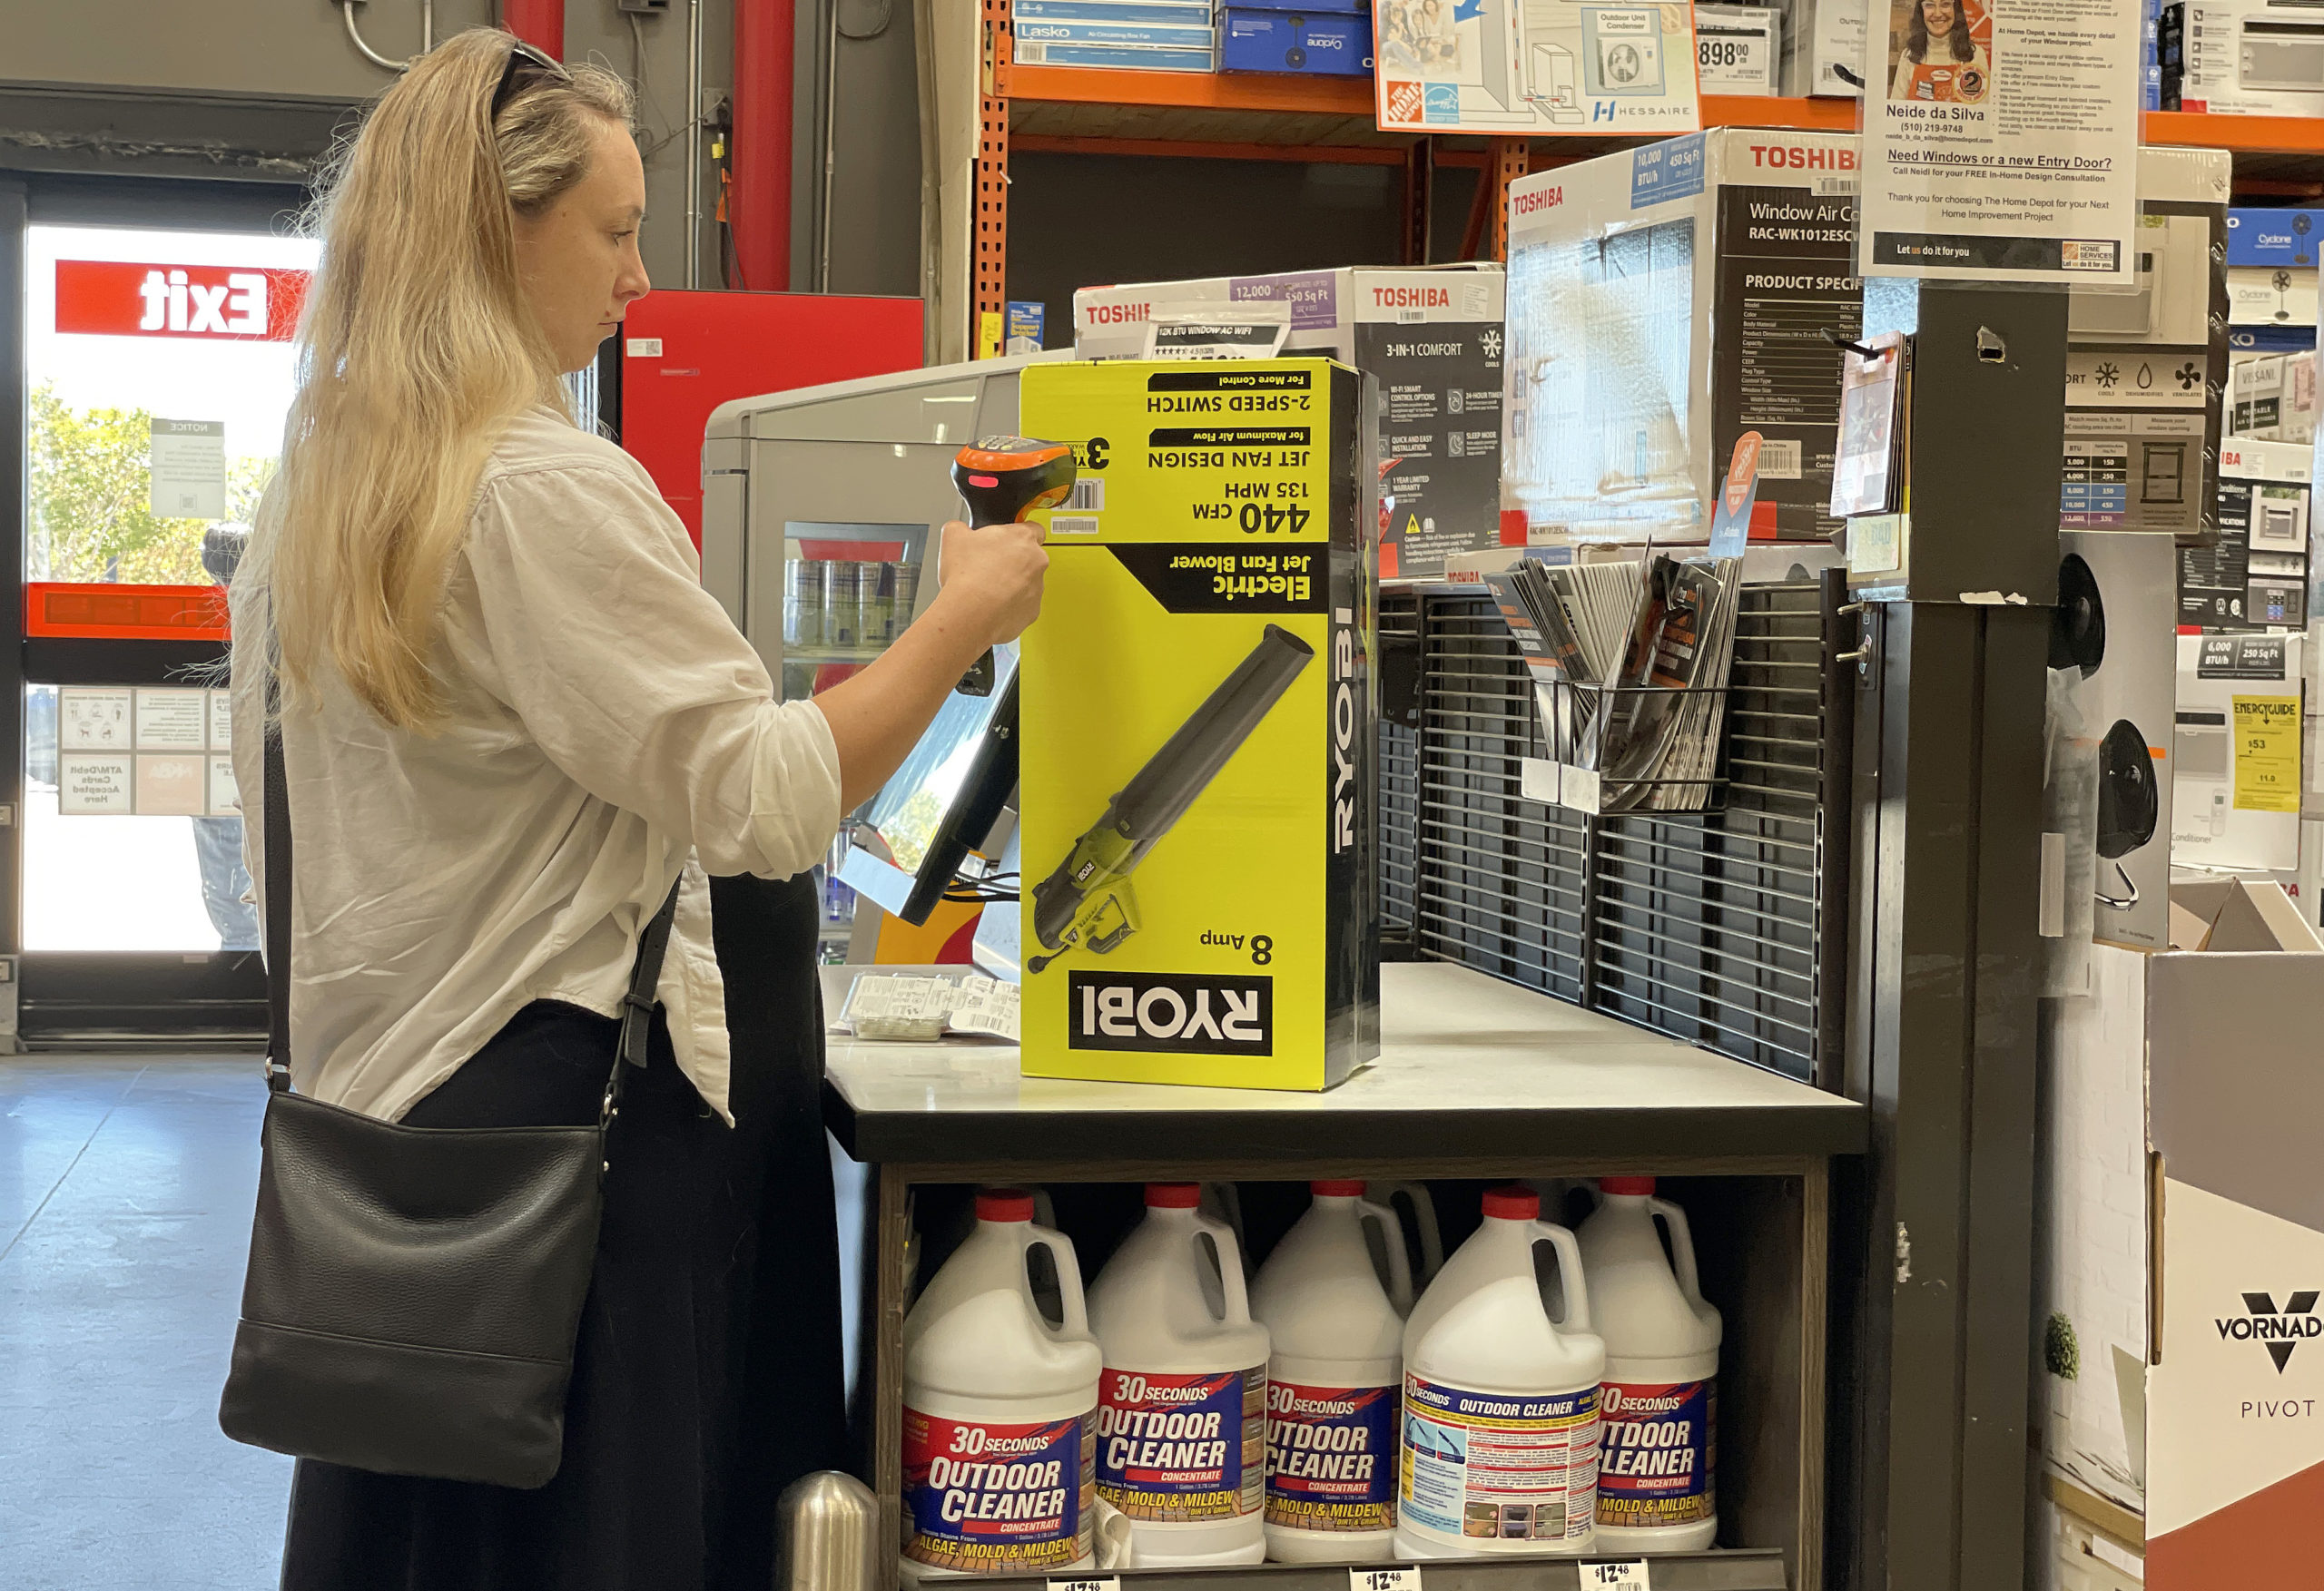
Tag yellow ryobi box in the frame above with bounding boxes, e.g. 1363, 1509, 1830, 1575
1017, 358, 1380, 1090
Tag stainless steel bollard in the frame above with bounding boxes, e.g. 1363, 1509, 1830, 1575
777, 1470, 881, 1591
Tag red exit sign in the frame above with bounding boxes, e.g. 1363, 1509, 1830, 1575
54, 260, 310, 342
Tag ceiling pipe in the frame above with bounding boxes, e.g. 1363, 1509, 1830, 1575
732, 0, 795, 292
500, 0, 566, 58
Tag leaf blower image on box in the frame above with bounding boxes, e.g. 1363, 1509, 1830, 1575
1026, 624, 1315, 974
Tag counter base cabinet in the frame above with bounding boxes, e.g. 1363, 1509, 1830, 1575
853, 1166, 1827, 1591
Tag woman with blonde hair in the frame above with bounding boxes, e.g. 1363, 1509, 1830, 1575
228, 27, 1045, 1589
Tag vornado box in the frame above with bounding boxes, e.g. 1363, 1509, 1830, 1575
1016, 358, 1379, 1089
1073, 266, 1503, 577
1501, 130, 1862, 548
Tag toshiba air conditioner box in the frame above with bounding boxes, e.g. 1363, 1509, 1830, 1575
1500, 130, 1861, 550
1073, 266, 1503, 576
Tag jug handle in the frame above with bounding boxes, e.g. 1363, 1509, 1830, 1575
1023, 1224, 1090, 1341
1530, 1220, 1593, 1337
1190, 1211, 1255, 1325
1354, 1195, 1415, 1314
1374, 1179, 1445, 1282
1648, 1196, 1705, 1307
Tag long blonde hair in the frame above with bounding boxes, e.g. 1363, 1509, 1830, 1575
236, 28, 634, 730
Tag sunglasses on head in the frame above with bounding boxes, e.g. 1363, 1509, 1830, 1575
490, 36, 569, 117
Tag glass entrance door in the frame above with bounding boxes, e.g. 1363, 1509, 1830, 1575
9, 181, 314, 1036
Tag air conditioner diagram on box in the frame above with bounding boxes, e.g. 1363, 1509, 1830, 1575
1374, 0, 1699, 133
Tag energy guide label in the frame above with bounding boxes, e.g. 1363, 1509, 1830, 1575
1097, 1367, 1266, 1521
901, 1409, 1096, 1573
1596, 1378, 1715, 1530
1400, 1373, 1600, 1544
1265, 1381, 1397, 1534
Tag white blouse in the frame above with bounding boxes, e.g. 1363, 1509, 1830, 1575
231, 406, 842, 1124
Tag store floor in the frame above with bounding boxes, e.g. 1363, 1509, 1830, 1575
1, 1056, 292, 1588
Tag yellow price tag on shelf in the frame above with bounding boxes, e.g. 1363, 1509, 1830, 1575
977, 309, 1004, 361
2232, 694, 2301, 813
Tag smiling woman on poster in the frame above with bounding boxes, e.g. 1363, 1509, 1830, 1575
1888, 0, 1993, 103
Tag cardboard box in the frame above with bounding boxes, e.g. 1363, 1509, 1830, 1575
1074, 266, 1504, 577
2178, 0, 2324, 116
1016, 358, 1379, 1089
1009, 39, 1216, 65
2060, 149, 2230, 540
2225, 206, 2320, 355
2228, 349, 2317, 443
2181, 437, 2312, 631
2172, 631, 2304, 873
1797, 0, 1866, 93
1014, 0, 1216, 17
1501, 129, 1861, 549
1016, 15, 1218, 45
2058, 532, 2178, 954
1220, 7, 1373, 73
2038, 881, 2324, 1588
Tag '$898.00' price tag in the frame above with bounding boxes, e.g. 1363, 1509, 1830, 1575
1584, 1562, 1651, 1589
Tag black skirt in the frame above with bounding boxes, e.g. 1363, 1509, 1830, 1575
278, 872, 847, 1591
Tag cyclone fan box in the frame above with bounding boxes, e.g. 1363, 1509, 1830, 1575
1016, 358, 1379, 1090
1074, 266, 1503, 577
1501, 130, 1861, 549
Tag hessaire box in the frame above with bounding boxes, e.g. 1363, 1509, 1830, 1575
1074, 266, 1502, 577
1502, 131, 1861, 548
1016, 358, 1379, 1090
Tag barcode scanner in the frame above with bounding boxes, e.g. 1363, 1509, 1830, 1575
948, 436, 1078, 694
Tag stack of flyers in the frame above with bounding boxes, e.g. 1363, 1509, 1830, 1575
1483, 554, 1745, 813
1829, 332, 1911, 520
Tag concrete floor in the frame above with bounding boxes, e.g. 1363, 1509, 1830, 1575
1, 1056, 292, 1588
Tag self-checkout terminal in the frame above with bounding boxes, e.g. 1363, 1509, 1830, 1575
699, 351, 1070, 977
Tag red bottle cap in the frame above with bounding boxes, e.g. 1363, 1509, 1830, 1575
1311, 1180, 1365, 1197
1146, 1182, 1202, 1209
1482, 1184, 1541, 1221
977, 1187, 1037, 1223
1599, 1176, 1657, 1197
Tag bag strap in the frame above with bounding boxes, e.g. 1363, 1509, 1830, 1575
263, 707, 293, 1096
262, 687, 682, 1116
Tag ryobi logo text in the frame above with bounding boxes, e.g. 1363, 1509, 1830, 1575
1069, 971, 1273, 1056
2220, 1291, 2322, 1373
1332, 606, 1357, 854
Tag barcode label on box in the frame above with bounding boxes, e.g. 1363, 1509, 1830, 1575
1068, 478, 1104, 511
1756, 438, 1803, 479
1049, 516, 1101, 535
1017, 39, 1049, 61
1397, 308, 1425, 322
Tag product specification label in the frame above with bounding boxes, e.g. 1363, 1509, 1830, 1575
1399, 1373, 1600, 1546
1097, 1367, 1266, 1522
902, 1409, 1097, 1574
1595, 1379, 1715, 1532
1265, 1381, 1397, 1535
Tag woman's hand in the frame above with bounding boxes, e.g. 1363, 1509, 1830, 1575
931, 518, 1049, 647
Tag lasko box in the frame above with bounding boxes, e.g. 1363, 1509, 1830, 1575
1017, 358, 1379, 1089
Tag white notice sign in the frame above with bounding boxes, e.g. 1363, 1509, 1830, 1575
59, 755, 134, 814
135, 753, 208, 817
1861, 0, 2140, 284
209, 754, 241, 816
133, 688, 208, 751
60, 688, 133, 750
151, 418, 227, 520
208, 689, 232, 751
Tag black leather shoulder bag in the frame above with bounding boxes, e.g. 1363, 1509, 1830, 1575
218, 718, 680, 1488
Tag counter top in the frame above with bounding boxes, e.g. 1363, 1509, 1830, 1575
821, 961, 1866, 1168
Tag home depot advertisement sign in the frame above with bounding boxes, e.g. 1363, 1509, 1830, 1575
1859, 0, 2140, 285
53, 260, 309, 341
1373, 0, 1699, 135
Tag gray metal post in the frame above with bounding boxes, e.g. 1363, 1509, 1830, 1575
1829, 280, 2063, 1591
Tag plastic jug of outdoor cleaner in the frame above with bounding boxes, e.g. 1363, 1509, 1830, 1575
1577, 1177, 1721, 1553
1086, 1182, 1271, 1566
1249, 1181, 1412, 1562
1395, 1184, 1605, 1558
902, 1188, 1103, 1579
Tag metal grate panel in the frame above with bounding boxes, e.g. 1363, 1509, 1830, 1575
1380, 594, 1421, 940
1380, 575, 1849, 1085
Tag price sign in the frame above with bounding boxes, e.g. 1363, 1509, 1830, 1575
1583, 1562, 1651, 1589
1350, 1568, 1423, 1591
1048, 1579, 1119, 1591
